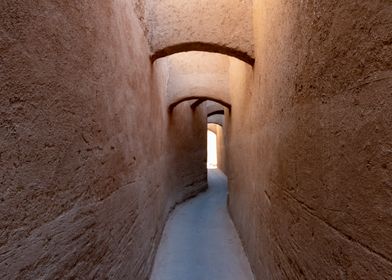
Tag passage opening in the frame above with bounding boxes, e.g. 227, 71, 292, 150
207, 130, 218, 169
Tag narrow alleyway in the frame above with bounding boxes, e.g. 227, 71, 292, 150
2, 1, 390, 279
150, 169, 254, 280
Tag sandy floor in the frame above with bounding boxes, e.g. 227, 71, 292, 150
150, 169, 254, 280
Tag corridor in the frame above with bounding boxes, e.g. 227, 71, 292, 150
1, 1, 390, 279
150, 169, 254, 280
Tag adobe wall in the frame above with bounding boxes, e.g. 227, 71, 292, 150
227, 0, 392, 279
0, 1, 206, 279
155, 58, 208, 205
147, 0, 254, 62
164, 52, 231, 109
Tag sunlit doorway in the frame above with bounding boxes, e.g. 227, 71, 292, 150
207, 130, 218, 169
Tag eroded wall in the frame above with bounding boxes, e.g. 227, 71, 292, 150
227, 0, 392, 279
0, 1, 206, 279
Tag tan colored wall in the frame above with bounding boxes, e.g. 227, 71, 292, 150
147, 0, 254, 60
154, 56, 208, 206
165, 52, 231, 108
0, 1, 206, 279
227, 0, 392, 279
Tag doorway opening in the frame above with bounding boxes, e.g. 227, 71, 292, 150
207, 129, 218, 169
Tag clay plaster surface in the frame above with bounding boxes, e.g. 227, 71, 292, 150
147, 0, 254, 62
2, 0, 391, 279
226, 0, 392, 279
0, 1, 206, 279
162, 52, 232, 110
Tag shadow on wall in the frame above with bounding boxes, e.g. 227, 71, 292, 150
165, 101, 208, 203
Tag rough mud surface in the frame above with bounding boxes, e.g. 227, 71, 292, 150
227, 0, 392, 279
0, 1, 206, 279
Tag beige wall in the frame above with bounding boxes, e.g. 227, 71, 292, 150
164, 52, 231, 108
0, 1, 206, 279
227, 0, 392, 279
147, 0, 254, 60
1, 0, 391, 279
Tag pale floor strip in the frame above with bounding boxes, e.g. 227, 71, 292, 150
150, 169, 254, 280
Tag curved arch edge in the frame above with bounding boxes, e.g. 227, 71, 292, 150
208, 121, 223, 127
151, 42, 255, 66
207, 110, 225, 117
168, 96, 231, 113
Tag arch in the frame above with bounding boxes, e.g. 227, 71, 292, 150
190, 99, 207, 109
208, 121, 223, 127
151, 42, 255, 66
208, 115, 224, 127
207, 102, 225, 115
168, 96, 231, 112
190, 97, 231, 110
207, 110, 225, 117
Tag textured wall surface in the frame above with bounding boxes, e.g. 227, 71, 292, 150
148, 0, 254, 61
0, 1, 206, 279
154, 58, 208, 205
164, 52, 231, 109
2, 0, 391, 279
227, 0, 392, 279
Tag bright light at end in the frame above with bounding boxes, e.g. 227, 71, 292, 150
207, 130, 217, 169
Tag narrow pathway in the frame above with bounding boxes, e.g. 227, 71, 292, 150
150, 169, 254, 280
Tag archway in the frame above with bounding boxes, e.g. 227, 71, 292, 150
168, 96, 231, 112
151, 42, 255, 66
207, 110, 225, 117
